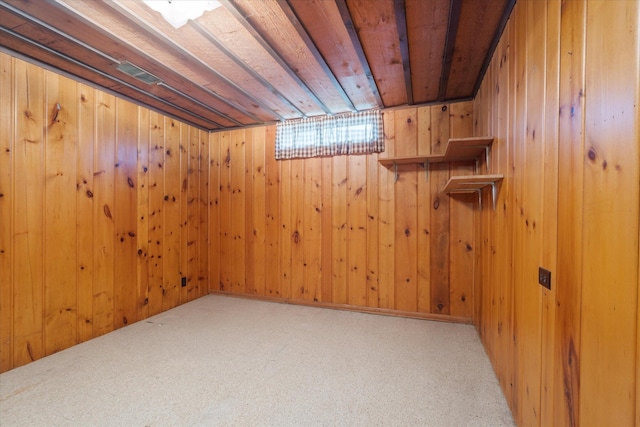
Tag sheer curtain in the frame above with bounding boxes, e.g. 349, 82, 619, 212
275, 110, 384, 160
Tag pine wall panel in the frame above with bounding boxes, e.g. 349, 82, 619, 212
473, 0, 640, 425
0, 53, 209, 372
208, 103, 478, 322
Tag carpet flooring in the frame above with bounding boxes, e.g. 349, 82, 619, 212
0, 295, 514, 426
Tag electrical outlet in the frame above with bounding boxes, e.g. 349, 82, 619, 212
538, 267, 551, 290
181, 276, 187, 287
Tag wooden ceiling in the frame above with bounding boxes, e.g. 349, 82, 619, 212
0, 0, 514, 131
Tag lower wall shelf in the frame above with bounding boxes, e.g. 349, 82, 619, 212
442, 174, 504, 210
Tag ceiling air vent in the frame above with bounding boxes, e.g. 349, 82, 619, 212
116, 61, 162, 85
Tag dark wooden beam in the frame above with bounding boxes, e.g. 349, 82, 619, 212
334, 0, 384, 108
221, 0, 332, 115
278, 0, 356, 112
394, 0, 413, 105
0, 27, 223, 130
190, 21, 301, 119
471, 0, 517, 97
438, 0, 462, 101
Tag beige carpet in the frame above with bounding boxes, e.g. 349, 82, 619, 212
0, 295, 514, 426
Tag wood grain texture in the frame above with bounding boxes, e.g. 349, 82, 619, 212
207, 102, 475, 322
473, 0, 640, 424
44, 72, 78, 355
0, 53, 14, 370
13, 59, 45, 367
580, 1, 639, 424
147, 111, 165, 316
114, 99, 138, 329
0, 52, 209, 373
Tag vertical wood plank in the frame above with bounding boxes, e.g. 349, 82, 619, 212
92, 90, 116, 338
198, 129, 209, 298
136, 106, 150, 319
279, 158, 293, 300
448, 165, 474, 319
289, 159, 305, 300
366, 151, 379, 308
449, 102, 473, 138
510, 3, 528, 419
13, 59, 45, 366
430, 104, 450, 155
416, 106, 431, 313
555, 1, 588, 424
494, 19, 515, 403
320, 156, 333, 303
209, 132, 221, 292
230, 129, 246, 293
347, 154, 367, 306
331, 155, 348, 304
429, 104, 450, 315
0, 54, 14, 370
393, 109, 418, 312
251, 128, 266, 296
44, 71, 78, 354
377, 111, 395, 309
244, 129, 255, 294
178, 124, 189, 304
187, 126, 200, 300
147, 111, 164, 316
114, 99, 138, 329
264, 126, 280, 297
516, 2, 545, 424
162, 118, 181, 310
540, 0, 561, 424
580, 1, 639, 424
218, 132, 232, 292
304, 157, 322, 301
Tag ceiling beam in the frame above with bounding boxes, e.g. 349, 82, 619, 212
0, 26, 224, 130
189, 21, 302, 119
41, 0, 259, 126
438, 0, 462, 101
221, 0, 332, 115
105, 0, 278, 124
278, 0, 356, 112
394, 0, 413, 105
471, 0, 517, 97
334, 0, 384, 108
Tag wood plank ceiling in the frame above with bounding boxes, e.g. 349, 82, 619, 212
0, 0, 514, 131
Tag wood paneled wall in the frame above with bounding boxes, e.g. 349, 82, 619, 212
473, 0, 640, 425
0, 53, 209, 373
208, 102, 478, 321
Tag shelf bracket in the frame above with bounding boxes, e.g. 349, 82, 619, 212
477, 183, 498, 211
491, 182, 498, 211
485, 146, 491, 172
424, 162, 429, 182
393, 163, 399, 183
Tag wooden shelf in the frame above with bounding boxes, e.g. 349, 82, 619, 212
443, 174, 503, 210
441, 137, 493, 166
378, 154, 444, 167
378, 136, 494, 182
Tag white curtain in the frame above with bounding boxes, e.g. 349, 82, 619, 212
275, 110, 384, 160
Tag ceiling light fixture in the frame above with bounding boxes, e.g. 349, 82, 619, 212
142, 0, 221, 29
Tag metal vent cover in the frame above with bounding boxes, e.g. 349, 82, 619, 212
116, 61, 162, 85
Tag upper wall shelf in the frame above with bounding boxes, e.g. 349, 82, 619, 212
378, 136, 494, 182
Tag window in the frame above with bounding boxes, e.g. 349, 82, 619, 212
275, 110, 384, 160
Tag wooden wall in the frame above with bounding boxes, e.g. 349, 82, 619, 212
208, 102, 478, 321
0, 52, 209, 373
473, 0, 640, 426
